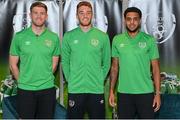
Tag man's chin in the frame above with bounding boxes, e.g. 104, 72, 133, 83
126, 27, 139, 33
34, 24, 44, 27
128, 29, 138, 33
79, 21, 91, 26
32, 22, 45, 27
80, 23, 91, 27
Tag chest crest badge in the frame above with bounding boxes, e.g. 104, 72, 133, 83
138, 42, 146, 49
91, 39, 99, 47
45, 40, 52, 47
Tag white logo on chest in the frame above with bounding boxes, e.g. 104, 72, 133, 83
73, 40, 79, 44
119, 43, 125, 48
25, 41, 31, 45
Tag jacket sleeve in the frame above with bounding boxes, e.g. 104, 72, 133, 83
61, 33, 70, 82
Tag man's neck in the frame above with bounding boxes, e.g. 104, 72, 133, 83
127, 30, 139, 38
80, 24, 92, 32
32, 25, 45, 36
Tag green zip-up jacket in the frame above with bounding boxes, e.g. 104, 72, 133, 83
62, 27, 111, 93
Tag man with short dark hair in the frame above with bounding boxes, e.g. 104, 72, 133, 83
62, 1, 110, 119
109, 7, 161, 119
9, 2, 60, 119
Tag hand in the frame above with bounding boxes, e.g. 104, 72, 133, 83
153, 94, 161, 112
109, 90, 116, 107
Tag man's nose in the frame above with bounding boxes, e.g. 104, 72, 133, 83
83, 13, 88, 17
130, 19, 135, 23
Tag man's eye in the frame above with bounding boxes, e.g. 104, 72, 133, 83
126, 17, 139, 21
126, 18, 131, 21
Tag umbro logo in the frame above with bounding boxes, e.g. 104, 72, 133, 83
100, 99, 104, 104
25, 41, 31, 45
73, 40, 79, 44
69, 100, 75, 107
119, 43, 125, 47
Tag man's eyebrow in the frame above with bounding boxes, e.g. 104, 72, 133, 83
79, 10, 92, 12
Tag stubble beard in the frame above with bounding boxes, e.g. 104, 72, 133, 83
126, 25, 140, 33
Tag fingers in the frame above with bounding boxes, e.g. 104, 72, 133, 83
154, 103, 161, 112
153, 101, 161, 112
109, 97, 114, 107
153, 101, 155, 107
110, 101, 116, 107
109, 95, 116, 107
153, 94, 161, 112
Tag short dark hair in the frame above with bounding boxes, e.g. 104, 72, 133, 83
30, 2, 48, 12
124, 7, 142, 18
76, 1, 92, 13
